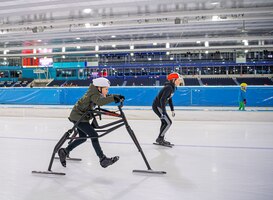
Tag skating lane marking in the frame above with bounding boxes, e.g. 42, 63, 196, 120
0, 136, 273, 150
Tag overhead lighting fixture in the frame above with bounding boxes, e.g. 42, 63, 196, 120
33, 49, 37, 54
37, 40, 42, 42
62, 55, 66, 59
85, 23, 91, 28
212, 15, 220, 21
0, 30, 7, 34
76, 46, 81, 49
153, 42, 157, 46
130, 45, 134, 50
244, 50, 249, 53
111, 35, 116, 38
166, 51, 170, 55
205, 41, 209, 47
148, 57, 151, 61
95, 45, 99, 51
95, 54, 99, 57
170, 57, 174, 60
83, 8, 92, 14
205, 50, 209, 54
130, 53, 134, 56
112, 44, 116, 48
242, 40, 248, 46
166, 43, 170, 48
76, 37, 81, 40
196, 41, 201, 44
62, 47, 66, 52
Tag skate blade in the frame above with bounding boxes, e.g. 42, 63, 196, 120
32, 170, 65, 176
54, 157, 82, 161
153, 143, 174, 148
133, 169, 166, 174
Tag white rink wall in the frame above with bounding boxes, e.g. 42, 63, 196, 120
0, 105, 272, 122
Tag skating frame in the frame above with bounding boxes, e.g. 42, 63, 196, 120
32, 101, 166, 175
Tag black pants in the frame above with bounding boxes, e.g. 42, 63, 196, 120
66, 122, 104, 158
152, 104, 172, 138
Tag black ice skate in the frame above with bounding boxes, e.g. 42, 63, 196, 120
153, 137, 174, 148
100, 155, 119, 168
58, 148, 68, 167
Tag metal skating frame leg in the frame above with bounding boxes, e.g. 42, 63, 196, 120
32, 103, 166, 175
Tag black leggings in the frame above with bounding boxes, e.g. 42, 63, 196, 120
66, 122, 104, 158
152, 104, 172, 138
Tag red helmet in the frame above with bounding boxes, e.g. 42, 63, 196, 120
167, 72, 181, 81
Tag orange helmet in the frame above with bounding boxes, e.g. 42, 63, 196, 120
167, 72, 181, 81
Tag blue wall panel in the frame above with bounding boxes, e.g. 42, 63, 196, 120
0, 86, 272, 106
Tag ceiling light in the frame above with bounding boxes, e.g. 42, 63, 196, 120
112, 44, 116, 48
166, 51, 170, 55
83, 8, 91, 14
37, 40, 42, 42
153, 43, 157, 46
205, 50, 209, 54
111, 35, 116, 38
242, 40, 248, 46
85, 23, 91, 28
76, 46, 81, 49
205, 41, 209, 47
244, 50, 248, 53
212, 16, 220, 21
62, 47, 66, 52
76, 37, 80, 40
130, 45, 134, 50
196, 41, 201, 44
0, 30, 7, 34
95, 45, 99, 51
166, 43, 170, 48
95, 54, 99, 57
130, 53, 134, 56
62, 55, 66, 59
148, 57, 151, 61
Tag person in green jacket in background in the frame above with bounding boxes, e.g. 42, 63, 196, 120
238, 82, 247, 111
58, 77, 125, 168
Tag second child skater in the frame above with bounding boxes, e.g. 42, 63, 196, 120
58, 77, 125, 168
152, 72, 184, 146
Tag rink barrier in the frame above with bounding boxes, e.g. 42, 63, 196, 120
0, 86, 273, 107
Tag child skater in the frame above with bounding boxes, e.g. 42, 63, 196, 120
152, 72, 184, 146
238, 82, 247, 111
58, 77, 125, 168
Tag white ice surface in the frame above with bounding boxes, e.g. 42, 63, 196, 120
0, 108, 273, 200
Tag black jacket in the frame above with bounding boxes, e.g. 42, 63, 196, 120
153, 82, 176, 114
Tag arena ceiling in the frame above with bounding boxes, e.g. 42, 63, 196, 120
0, 0, 273, 57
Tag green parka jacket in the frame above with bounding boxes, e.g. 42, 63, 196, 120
69, 84, 115, 122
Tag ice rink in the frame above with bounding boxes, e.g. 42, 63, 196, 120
0, 106, 273, 200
